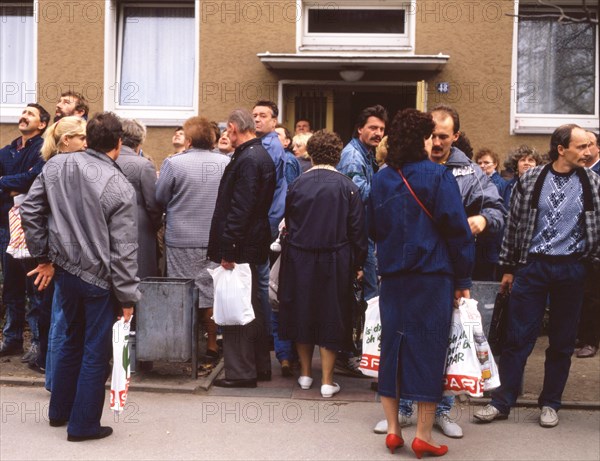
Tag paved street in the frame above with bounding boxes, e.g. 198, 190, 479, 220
1, 385, 599, 460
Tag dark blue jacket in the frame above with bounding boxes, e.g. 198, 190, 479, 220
368, 160, 475, 289
0, 135, 44, 227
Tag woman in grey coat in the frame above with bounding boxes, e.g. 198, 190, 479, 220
116, 119, 162, 279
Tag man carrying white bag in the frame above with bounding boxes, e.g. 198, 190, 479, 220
206, 109, 276, 389
208, 263, 254, 326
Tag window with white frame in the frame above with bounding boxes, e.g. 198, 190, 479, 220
298, 1, 415, 51
512, 2, 598, 134
0, 3, 36, 120
105, 2, 199, 125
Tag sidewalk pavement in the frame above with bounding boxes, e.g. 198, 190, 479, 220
1, 334, 598, 409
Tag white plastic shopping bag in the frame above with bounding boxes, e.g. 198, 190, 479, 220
6, 195, 31, 259
208, 263, 255, 326
110, 317, 132, 413
359, 296, 381, 378
443, 298, 501, 397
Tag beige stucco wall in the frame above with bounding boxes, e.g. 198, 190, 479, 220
0, 1, 573, 166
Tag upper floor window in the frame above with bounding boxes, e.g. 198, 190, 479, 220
512, 2, 598, 133
105, 2, 199, 125
298, 1, 415, 51
0, 3, 36, 120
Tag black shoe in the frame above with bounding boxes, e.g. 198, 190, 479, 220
257, 371, 271, 382
49, 419, 67, 427
280, 360, 293, 377
0, 342, 24, 357
68, 426, 113, 442
213, 378, 257, 388
28, 361, 45, 374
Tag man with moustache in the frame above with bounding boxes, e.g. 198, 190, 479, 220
54, 91, 89, 122
475, 124, 600, 428
0, 103, 50, 359
336, 104, 387, 376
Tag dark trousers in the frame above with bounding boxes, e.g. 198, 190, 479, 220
0, 227, 42, 346
222, 263, 271, 380
491, 257, 586, 414
577, 264, 600, 347
49, 269, 114, 437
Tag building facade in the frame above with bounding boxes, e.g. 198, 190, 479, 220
1, 1, 598, 166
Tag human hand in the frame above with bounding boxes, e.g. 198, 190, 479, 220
119, 307, 134, 323
27, 263, 54, 291
453, 288, 470, 308
500, 274, 514, 294
468, 215, 487, 235
221, 259, 235, 270
356, 270, 364, 281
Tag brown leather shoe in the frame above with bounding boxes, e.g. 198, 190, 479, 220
576, 345, 598, 358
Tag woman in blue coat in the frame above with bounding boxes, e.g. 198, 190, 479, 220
368, 109, 474, 458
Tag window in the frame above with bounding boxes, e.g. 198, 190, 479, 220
511, 2, 598, 134
0, 2, 36, 121
298, 1, 415, 51
105, 2, 199, 125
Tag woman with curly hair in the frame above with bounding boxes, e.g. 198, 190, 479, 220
502, 145, 543, 206
278, 130, 367, 399
368, 109, 474, 458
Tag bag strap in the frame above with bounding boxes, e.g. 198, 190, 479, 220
397, 168, 433, 220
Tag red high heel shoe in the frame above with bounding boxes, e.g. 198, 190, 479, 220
385, 434, 404, 454
411, 438, 448, 459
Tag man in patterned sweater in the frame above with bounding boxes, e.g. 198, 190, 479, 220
475, 124, 600, 428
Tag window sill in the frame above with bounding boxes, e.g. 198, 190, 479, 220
112, 108, 197, 127
512, 115, 599, 135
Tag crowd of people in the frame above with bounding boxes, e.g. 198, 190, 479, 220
0, 93, 599, 455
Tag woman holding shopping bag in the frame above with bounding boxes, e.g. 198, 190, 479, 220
368, 109, 474, 457
278, 130, 367, 399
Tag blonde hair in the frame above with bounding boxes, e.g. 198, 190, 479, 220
292, 133, 313, 159
375, 135, 388, 166
41, 116, 86, 161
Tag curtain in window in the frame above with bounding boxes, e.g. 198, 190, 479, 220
120, 6, 194, 107
0, 6, 35, 106
517, 19, 596, 115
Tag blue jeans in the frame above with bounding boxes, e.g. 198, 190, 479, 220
257, 260, 272, 336
48, 269, 114, 437
364, 239, 379, 301
491, 257, 586, 414
272, 309, 296, 362
45, 286, 66, 391
399, 396, 454, 417
0, 227, 41, 347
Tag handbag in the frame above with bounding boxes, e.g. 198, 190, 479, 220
358, 296, 381, 378
488, 292, 509, 356
351, 278, 368, 355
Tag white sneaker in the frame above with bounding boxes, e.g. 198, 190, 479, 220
321, 383, 341, 398
298, 376, 313, 390
434, 414, 463, 438
473, 404, 508, 423
539, 406, 559, 428
373, 413, 412, 434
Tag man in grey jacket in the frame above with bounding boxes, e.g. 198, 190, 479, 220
21, 112, 140, 442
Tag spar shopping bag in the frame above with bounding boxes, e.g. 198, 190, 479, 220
208, 263, 254, 326
359, 296, 381, 378
443, 298, 500, 397
110, 317, 132, 413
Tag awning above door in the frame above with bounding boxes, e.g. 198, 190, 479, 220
257, 53, 449, 72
